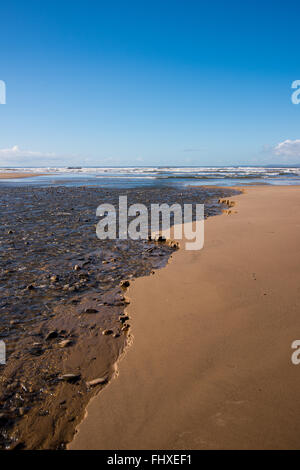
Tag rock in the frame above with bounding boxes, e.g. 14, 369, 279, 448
45, 330, 58, 340
113, 333, 120, 338
59, 339, 72, 348
84, 308, 98, 314
119, 315, 129, 323
50, 275, 59, 283
86, 377, 107, 387
121, 324, 130, 331
27, 284, 35, 290
59, 373, 81, 383
29, 346, 43, 356
120, 280, 130, 289
0, 413, 9, 424
74, 264, 81, 271
102, 329, 113, 336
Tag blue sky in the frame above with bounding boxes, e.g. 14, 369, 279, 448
0, 0, 300, 167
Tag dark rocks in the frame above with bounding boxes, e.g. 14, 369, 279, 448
29, 345, 44, 356
84, 308, 98, 314
119, 315, 129, 323
120, 280, 130, 289
0, 413, 10, 425
102, 329, 113, 336
45, 330, 59, 340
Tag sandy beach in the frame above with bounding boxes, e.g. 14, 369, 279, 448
70, 185, 300, 450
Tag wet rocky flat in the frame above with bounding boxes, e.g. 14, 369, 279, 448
0, 185, 238, 449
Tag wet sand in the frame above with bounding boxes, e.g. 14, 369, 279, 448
70, 185, 300, 450
0, 185, 235, 449
0, 173, 45, 179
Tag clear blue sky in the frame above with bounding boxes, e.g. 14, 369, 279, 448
0, 0, 300, 167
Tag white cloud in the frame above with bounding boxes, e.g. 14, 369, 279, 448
0, 145, 58, 166
273, 139, 300, 158
0, 145, 55, 158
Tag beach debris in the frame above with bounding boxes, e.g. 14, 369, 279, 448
45, 330, 59, 340
58, 373, 81, 383
74, 264, 81, 271
121, 324, 130, 332
50, 275, 59, 283
86, 377, 107, 387
102, 329, 113, 335
27, 284, 35, 290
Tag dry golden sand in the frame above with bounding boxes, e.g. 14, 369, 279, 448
70, 185, 300, 450
0, 172, 46, 179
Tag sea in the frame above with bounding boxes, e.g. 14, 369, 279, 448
0, 166, 300, 187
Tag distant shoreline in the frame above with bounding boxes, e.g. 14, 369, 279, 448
0, 172, 46, 179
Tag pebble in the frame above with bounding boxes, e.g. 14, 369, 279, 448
86, 377, 107, 387
59, 339, 72, 348
84, 308, 98, 314
59, 373, 81, 383
120, 280, 130, 288
45, 330, 58, 340
119, 315, 129, 323
102, 329, 113, 335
